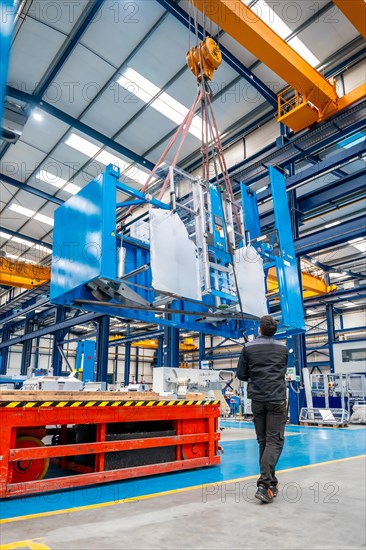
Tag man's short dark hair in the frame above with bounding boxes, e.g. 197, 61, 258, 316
260, 315, 278, 337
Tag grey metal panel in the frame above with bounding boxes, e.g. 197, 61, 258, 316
7, 18, 65, 92
81, 0, 165, 68
45, 43, 116, 118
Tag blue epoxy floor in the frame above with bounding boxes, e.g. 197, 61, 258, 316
1, 422, 365, 521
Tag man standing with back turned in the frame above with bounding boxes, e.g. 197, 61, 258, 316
236, 315, 288, 504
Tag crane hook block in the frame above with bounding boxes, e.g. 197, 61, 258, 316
187, 37, 222, 81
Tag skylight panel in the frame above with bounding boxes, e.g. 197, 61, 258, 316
64, 133, 100, 157
348, 238, 366, 253
34, 213, 54, 226
0, 231, 11, 239
64, 183, 81, 195
36, 169, 67, 189
11, 236, 35, 247
96, 151, 129, 170
9, 204, 35, 217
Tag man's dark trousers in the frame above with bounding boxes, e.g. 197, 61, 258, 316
252, 400, 287, 487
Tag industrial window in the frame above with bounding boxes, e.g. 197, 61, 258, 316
342, 348, 366, 362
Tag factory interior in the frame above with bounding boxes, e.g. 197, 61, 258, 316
0, 0, 365, 548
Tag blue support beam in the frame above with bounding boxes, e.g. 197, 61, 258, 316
96, 315, 110, 383
155, 0, 277, 107
304, 285, 366, 307
7, 86, 155, 171
0, 311, 102, 349
294, 215, 366, 256
257, 141, 365, 204
0, 173, 64, 205
260, 168, 366, 229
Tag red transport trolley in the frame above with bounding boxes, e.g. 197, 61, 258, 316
0, 392, 221, 498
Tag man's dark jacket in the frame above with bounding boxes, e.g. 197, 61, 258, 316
236, 335, 288, 402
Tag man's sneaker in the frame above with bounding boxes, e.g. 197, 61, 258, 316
255, 485, 274, 503
269, 484, 278, 498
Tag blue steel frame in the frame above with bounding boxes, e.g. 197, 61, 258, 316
241, 166, 305, 335
50, 164, 259, 338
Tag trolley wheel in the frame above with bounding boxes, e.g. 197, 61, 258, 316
13, 436, 50, 483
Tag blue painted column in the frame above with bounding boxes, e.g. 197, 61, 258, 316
157, 335, 164, 367
163, 327, 180, 368
51, 307, 67, 376
326, 304, 335, 373
0, 323, 13, 374
124, 342, 131, 386
96, 316, 110, 383
20, 313, 34, 375
199, 333, 206, 368
288, 182, 306, 423
113, 345, 118, 384
135, 347, 139, 382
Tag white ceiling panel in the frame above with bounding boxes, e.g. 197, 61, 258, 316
51, 136, 102, 167
81, 0, 165, 68
130, 17, 193, 87
20, 110, 69, 153
7, 18, 65, 92
10, 189, 46, 211
0, 183, 17, 209
1, 141, 47, 180
1, 208, 27, 232
16, 218, 53, 241
44, 44, 116, 118
81, 83, 147, 137
117, 108, 184, 155
298, 13, 359, 64
252, 64, 287, 94
268, 0, 330, 32
28, 2, 86, 35
219, 34, 258, 68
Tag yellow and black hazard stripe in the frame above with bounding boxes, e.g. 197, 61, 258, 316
0, 399, 220, 409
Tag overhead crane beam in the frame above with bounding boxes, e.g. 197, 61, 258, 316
0, 258, 50, 290
333, 0, 366, 40
267, 267, 336, 298
192, 0, 366, 132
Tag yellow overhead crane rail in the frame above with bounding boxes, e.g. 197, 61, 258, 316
0, 257, 50, 289
192, 0, 366, 133
267, 267, 337, 299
